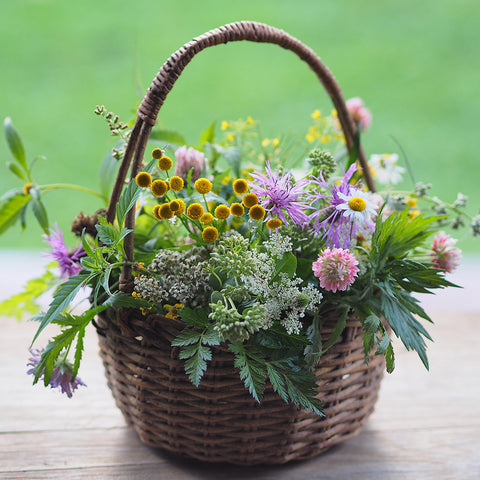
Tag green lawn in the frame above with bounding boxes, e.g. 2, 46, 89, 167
1, 0, 479, 252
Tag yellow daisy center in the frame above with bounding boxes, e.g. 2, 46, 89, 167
348, 197, 366, 212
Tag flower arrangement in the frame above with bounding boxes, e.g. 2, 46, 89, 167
1, 99, 477, 412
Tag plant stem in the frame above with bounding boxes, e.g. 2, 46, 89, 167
40, 184, 106, 200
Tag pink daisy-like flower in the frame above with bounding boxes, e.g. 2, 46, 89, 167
430, 232, 462, 273
27, 348, 86, 398
346, 97, 372, 131
312, 247, 359, 292
43, 224, 84, 278
249, 162, 310, 227
174, 146, 207, 181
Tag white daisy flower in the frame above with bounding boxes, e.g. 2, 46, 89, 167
369, 153, 406, 185
336, 189, 378, 224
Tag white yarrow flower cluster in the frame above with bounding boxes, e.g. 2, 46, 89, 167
263, 231, 293, 258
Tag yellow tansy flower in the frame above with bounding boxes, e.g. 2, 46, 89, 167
232, 178, 249, 195
158, 156, 173, 171
151, 179, 169, 197
202, 226, 219, 243
159, 203, 174, 220
187, 203, 204, 220
200, 212, 214, 225
194, 178, 212, 194
214, 205, 230, 220
169, 176, 184, 192
230, 203, 245, 217
248, 204, 266, 221
152, 148, 163, 159
266, 218, 283, 229
135, 172, 152, 188
242, 193, 258, 208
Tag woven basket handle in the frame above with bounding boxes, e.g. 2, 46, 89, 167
106, 21, 375, 291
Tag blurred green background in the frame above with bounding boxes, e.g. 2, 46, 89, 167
1, 0, 479, 252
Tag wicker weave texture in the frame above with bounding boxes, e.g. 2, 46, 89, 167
96, 309, 385, 465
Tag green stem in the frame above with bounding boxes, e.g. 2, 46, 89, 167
40, 184, 105, 200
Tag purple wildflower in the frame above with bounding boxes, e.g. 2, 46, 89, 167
249, 162, 310, 227
27, 348, 86, 398
307, 164, 373, 248
43, 224, 84, 278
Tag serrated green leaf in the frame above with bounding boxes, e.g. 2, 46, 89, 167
183, 344, 212, 387
172, 328, 203, 347
0, 270, 56, 320
32, 271, 91, 344
284, 373, 324, 416
0, 189, 31, 235
4, 117, 27, 170
266, 363, 288, 402
229, 343, 266, 403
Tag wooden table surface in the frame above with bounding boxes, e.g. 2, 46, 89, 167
1, 308, 479, 480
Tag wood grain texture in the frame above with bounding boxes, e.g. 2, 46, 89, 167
1, 312, 479, 479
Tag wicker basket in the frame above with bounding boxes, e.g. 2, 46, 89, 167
96, 21, 384, 465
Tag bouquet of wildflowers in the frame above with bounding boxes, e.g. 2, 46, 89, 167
1, 98, 477, 412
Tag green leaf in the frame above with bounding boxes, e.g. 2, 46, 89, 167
172, 328, 203, 347
149, 128, 186, 146
273, 252, 297, 281
116, 158, 155, 226
179, 306, 210, 329
229, 343, 266, 403
322, 306, 349, 354
284, 371, 324, 416
32, 271, 91, 344
99, 147, 119, 199
0, 189, 31, 235
0, 270, 56, 320
4, 117, 27, 170
385, 342, 395, 373
199, 122, 216, 145
214, 145, 242, 178
30, 188, 49, 232
182, 344, 212, 387
7, 161, 28, 181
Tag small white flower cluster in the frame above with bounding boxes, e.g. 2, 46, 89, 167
263, 231, 293, 258
135, 247, 211, 307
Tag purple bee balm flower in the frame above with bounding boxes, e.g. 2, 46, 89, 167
27, 348, 86, 398
43, 224, 84, 278
249, 162, 310, 227
307, 164, 371, 248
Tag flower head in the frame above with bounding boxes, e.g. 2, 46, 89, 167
336, 189, 377, 225
369, 153, 405, 185
430, 232, 462, 273
27, 348, 86, 398
43, 224, 84, 278
308, 164, 370, 248
312, 247, 359, 292
249, 162, 309, 227
158, 156, 173, 171
174, 146, 206, 181
346, 97, 372, 131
